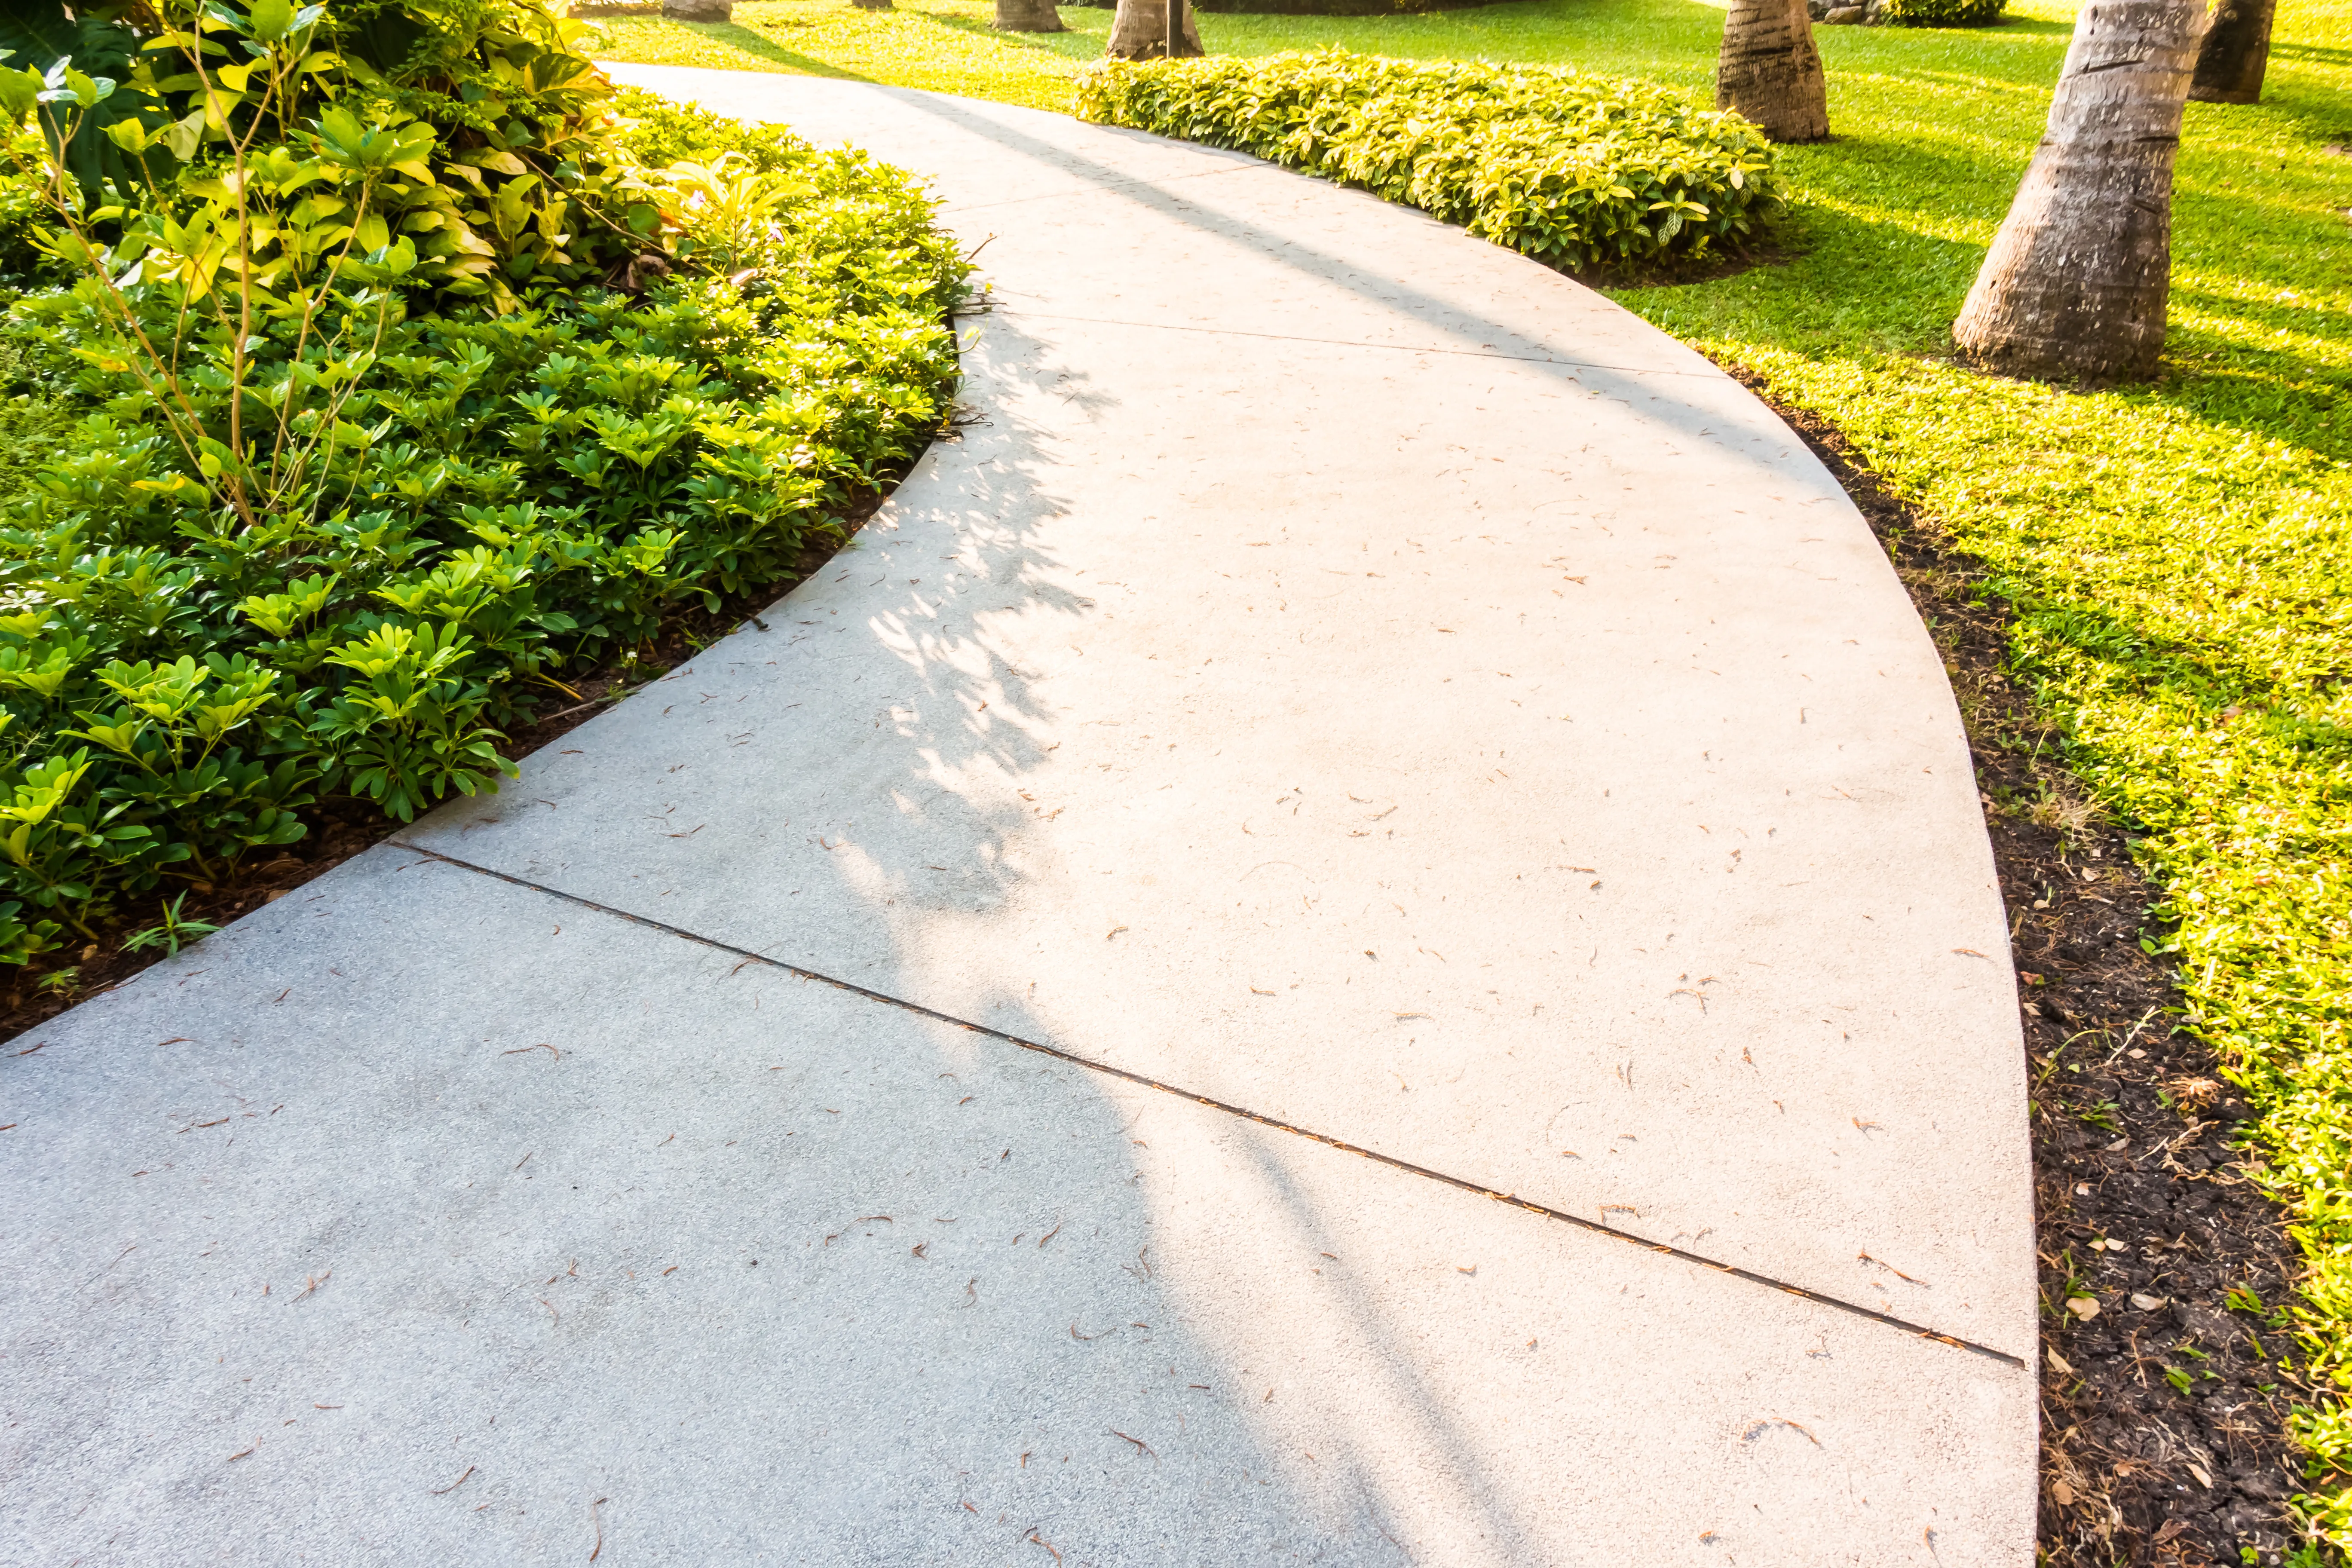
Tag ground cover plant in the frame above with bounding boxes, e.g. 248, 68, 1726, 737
1073, 50, 1779, 270
592, 0, 2352, 1553
0, 1, 962, 976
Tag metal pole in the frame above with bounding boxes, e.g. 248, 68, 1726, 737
1165, 0, 1180, 57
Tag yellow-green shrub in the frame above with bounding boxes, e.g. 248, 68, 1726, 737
1075, 49, 1780, 272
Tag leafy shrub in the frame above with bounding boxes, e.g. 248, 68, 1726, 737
0, 4, 159, 197
0, 124, 58, 290
7, 0, 666, 304
1874, 0, 2009, 26
1074, 50, 1781, 273
0, 5, 964, 963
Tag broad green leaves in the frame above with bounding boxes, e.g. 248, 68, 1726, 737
310, 107, 435, 181
0, 2, 162, 192
0, 84, 964, 942
245, 0, 299, 45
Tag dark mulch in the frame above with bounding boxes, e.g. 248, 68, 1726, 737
1565, 232, 1808, 291
1725, 365, 2318, 1568
0, 490, 889, 1047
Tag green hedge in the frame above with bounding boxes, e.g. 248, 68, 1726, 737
1874, 0, 2009, 26
1074, 50, 1781, 273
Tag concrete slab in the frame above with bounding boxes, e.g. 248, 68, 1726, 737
2, 70, 2038, 1562
404, 68, 2034, 1356
632, 75, 1716, 378
3, 848, 2031, 1565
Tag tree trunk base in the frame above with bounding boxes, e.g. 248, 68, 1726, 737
2188, 0, 2272, 104
1951, 0, 2209, 387
1105, 0, 1204, 56
1951, 337, 2162, 390
995, 0, 1070, 29
1715, 0, 1831, 144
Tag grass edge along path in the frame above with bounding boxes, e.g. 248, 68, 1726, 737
1683, 340, 2352, 1556
588, 0, 2352, 1550
1750, 362, 2320, 1567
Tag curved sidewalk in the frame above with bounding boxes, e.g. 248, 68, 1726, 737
1, 70, 2034, 1565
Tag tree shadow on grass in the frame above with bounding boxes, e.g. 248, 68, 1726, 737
1779, 129, 2036, 219
2270, 39, 2352, 69
2194, 91, 2352, 152
1962, 14, 2073, 35
2003, 590, 2349, 720
902, 3, 1110, 62
650, 19, 885, 77
1608, 165, 2352, 469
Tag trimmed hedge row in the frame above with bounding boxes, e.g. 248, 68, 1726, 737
1074, 50, 1781, 273
1876, 0, 2009, 25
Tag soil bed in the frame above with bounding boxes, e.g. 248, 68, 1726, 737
1565, 233, 1805, 291
1728, 364, 2317, 1568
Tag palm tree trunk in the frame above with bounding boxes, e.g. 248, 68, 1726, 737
996, 0, 1068, 27
1715, 0, 1829, 144
1953, 0, 2212, 384
1105, 0, 1202, 58
2188, 0, 2272, 102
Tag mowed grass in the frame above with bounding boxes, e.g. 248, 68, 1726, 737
592, 0, 2352, 1537
584, 0, 1104, 105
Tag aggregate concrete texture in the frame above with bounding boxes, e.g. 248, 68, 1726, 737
417, 70, 2036, 1349
0, 70, 2037, 1565
3, 850, 2029, 1565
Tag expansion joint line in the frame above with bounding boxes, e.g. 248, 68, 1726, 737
394, 840, 2026, 1371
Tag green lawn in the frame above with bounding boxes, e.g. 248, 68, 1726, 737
594, 0, 2352, 1540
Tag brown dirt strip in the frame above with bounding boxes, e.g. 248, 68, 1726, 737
1728, 364, 2316, 1568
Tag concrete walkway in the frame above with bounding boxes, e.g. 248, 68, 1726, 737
1, 70, 2034, 1565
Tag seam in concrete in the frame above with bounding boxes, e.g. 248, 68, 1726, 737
981, 305, 1724, 377
392, 838, 2029, 1371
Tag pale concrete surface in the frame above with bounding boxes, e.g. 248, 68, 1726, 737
412, 70, 2034, 1352
0, 71, 2039, 1565
4, 850, 2029, 1565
